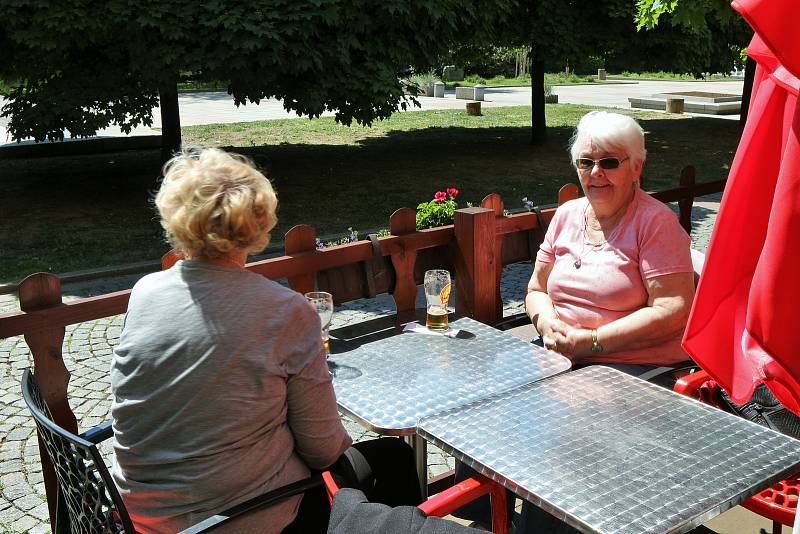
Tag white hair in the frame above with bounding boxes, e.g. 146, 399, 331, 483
569, 111, 646, 168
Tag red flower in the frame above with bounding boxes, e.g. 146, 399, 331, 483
447, 187, 459, 199
433, 191, 447, 203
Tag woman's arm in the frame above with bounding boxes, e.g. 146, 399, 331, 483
286, 352, 352, 469
282, 300, 352, 469
551, 271, 695, 362
525, 260, 570, 350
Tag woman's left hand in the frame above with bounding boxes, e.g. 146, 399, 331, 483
549, 323, 592, 361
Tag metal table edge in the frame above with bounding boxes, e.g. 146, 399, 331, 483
337, 403, 416, 437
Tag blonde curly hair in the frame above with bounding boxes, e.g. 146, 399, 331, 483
155, 148, 278, 259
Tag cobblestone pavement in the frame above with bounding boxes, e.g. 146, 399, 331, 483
0, 195, 720, 532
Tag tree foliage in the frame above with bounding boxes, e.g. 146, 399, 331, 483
636, 0, 741, 31
0, 0, 513, 142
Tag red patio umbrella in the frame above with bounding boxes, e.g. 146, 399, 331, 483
682, 0, 800, 413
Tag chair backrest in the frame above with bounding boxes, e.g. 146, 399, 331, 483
690, 248, 705, 287
21, 369, 135, 534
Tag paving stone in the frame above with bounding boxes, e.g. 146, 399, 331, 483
29, 502, 50, 521
2, 483, 32, 501
0, 506, 18, 523
429, 463, 452, 477
1, 472, 25, 487
6, 427, 33, 441
29, 524, 51, 534
11, 513, 37, 532
0, 460, 22, 474
12, 493, 41, 511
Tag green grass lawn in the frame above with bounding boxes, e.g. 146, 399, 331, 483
443, 71, 742, 88
609, 71, 744, 81
0, 104, 741, 283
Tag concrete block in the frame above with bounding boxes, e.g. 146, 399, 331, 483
473, 84, 486, 101
433, 82, 445, 98
665, 97, 684, 113
455, 86, 474, 100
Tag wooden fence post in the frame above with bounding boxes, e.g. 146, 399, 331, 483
18, 273, 76, 533
558, 183, 580, 205
678, 166, 696, 235
389, 208, 418, 314
285, 225, 317, 294
454, 207, 498, 324
161, 250, 181, 270
481, 194, 505, 321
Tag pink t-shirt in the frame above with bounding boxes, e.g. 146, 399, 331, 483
536, 189, 693, 365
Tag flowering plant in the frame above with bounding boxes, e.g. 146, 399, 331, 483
314, 228, 390, 250
522, 196, 536, 211
416, 187, 459, 230
316, 227, 359, 250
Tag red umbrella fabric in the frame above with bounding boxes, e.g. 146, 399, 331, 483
682, 0, 800, 413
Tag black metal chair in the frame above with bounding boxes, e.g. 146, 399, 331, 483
21, 368, 324, 534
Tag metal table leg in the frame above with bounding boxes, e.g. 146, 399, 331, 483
406, 434, 428, 499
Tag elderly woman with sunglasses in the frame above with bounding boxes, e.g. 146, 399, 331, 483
526, 110, 695, 380
514, 111, 700, 534
453, 111, 700, 533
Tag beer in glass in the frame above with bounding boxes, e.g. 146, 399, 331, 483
424, 269, 451, 331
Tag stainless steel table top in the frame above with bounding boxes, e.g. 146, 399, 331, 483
330, 316, 571, 435
417, 366, 800, 534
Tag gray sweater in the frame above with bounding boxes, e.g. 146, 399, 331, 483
111, 260, 351, 533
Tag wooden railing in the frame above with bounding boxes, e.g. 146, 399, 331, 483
0, 166, 724, 532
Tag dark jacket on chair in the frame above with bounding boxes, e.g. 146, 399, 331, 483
328, 488, 486, 534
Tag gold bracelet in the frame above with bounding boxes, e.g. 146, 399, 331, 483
590, 329, 604, 354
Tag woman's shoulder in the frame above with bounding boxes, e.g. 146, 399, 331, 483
635, 189, 678, 219
129, 268, 176, 297
629, 191, 684, 231
557, 197, 586, 214
241, 270, 306, 301
548, 197, 586, 229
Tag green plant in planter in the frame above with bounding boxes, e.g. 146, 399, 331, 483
544, 83, 558, 103
409, 71, 441, 96
416, 188, 459, 229
316, 227, 359, 249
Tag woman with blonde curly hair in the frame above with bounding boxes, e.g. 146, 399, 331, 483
109, 149, 420, 533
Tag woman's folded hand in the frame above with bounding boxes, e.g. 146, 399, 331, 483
548, 323, 592, 362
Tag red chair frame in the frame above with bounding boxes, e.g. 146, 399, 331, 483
323, 471, 508, 534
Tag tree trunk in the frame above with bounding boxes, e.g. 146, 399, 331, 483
740, 55, 756, 128
159, 83, 181, 165
530, 52, 546, 145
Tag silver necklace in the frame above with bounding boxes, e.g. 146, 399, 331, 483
573, 205, 591, 269
573, 202, 627, 269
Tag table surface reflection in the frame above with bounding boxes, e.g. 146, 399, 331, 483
330, 316, 571, 435
417, 366, 800, 534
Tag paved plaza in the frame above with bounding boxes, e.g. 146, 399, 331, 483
0, 196, 725, 532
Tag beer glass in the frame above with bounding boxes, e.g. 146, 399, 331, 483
424, 269, 451, 331
305, 291, 333, 355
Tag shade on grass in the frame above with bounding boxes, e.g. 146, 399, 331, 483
0, 104, 740, 282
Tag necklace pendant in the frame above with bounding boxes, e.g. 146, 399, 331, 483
574, 258, 581, 269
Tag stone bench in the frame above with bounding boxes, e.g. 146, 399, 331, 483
455, 85, 485, 101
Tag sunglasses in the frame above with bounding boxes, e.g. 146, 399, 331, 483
575, 157, 629, 170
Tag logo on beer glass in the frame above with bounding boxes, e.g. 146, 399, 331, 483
424, 269, 451, 331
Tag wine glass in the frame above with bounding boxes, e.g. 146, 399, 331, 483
305, 291, 333, 356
